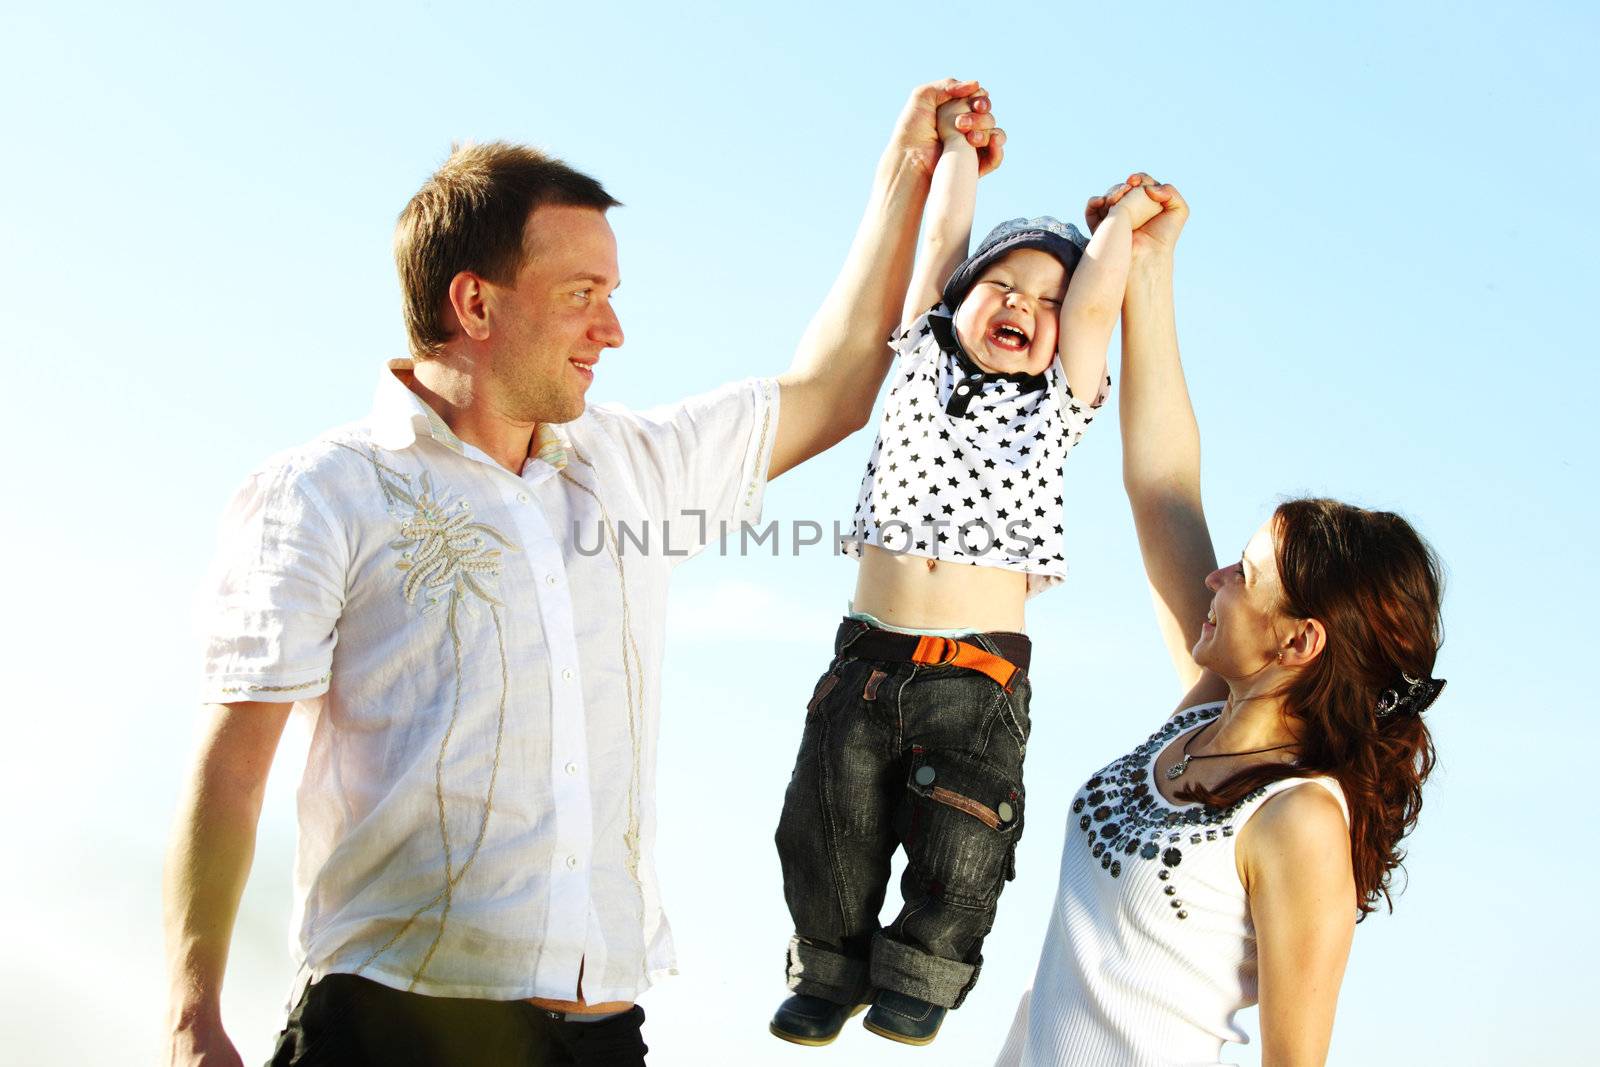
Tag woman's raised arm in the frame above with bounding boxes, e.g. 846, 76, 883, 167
1094, 179, 1226, 705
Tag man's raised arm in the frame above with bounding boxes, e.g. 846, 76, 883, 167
769, 78, 1004, 479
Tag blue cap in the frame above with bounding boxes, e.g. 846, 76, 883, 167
940, 216, 1089, 311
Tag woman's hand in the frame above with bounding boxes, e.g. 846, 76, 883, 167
1086, 173, 1188, 264
891, 78, 1006, 178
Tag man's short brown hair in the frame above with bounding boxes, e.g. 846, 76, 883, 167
395, 142, 620, 359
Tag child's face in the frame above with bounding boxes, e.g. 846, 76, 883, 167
952, 249, 1067, 376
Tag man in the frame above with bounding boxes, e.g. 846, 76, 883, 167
163, 78, 1003, 1066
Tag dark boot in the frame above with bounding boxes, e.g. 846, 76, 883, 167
768, 994, 868, 1047
863, 990, 946, 1046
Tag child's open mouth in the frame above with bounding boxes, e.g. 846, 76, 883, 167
987, 323, 1030, 352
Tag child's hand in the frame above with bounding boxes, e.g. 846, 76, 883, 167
896, 79, 992, 177
1106, 184, 1161, 229
935, 96, 983, 150
936, 95, 1006, 175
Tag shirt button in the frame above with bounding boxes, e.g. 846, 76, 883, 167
565, 855, 579, 870
562, 668, 575, 681
565, 761, 579, 776
516, 491, 530, 503
956, 386, 970, 396
545, 573, 559, 586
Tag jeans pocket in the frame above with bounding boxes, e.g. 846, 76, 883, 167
898, 749, 1024, 907
805, 669, 841, 719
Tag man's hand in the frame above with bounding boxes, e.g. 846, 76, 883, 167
1086, 173, 1189, 262
166, 1018, 245, 1067
892, 78, 1006, 178
164, 700, 291, 1067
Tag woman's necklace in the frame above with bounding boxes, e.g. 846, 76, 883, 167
1165, 716, 1297, 781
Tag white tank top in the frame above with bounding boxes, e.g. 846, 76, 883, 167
995, 702, 1349, 1067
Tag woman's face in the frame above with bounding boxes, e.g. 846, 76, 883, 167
1192, 518, 1292, 679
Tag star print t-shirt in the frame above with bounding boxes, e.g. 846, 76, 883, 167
841, 304, 1107, 596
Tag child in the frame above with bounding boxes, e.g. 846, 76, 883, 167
770, 96, 1159, 1047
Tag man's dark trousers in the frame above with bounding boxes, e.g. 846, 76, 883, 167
268, 973, 648, 1066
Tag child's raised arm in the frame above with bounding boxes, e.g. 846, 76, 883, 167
899, 97, 996, 327
1056, 182, 1161, 407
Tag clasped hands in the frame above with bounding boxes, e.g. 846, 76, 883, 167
889, 77, 1187, 252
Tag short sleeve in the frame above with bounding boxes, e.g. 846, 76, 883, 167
197, 463, 348, 703
593, 377, 780, 563
900, 306, 948, 360
1056, 368, 1112, 440
887, 317, 918, 354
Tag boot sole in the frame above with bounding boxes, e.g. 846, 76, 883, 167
768, 1004, 867, 1047
863, 1015, 943, 1046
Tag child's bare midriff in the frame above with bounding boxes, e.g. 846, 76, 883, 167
851, 543, 1028, 633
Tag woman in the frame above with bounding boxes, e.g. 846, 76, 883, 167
996, 178, 1446, 1066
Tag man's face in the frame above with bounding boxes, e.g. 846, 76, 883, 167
485, 204, 623, 424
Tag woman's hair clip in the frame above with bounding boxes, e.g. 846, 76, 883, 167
1375, 672, 1447, 719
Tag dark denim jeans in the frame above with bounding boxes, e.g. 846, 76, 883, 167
773, 620, 1031, 1010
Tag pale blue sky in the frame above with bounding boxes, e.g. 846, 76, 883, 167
2, 2, 1595, 1064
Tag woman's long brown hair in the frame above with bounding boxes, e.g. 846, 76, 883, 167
1179, 498, 1444, 917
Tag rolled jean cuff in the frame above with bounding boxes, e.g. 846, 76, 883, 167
785, 935, 871, 1005
870, 931, 978, 1009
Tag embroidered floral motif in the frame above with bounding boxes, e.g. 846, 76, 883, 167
338, 442, 520, 987
352, 459, 514, 614
1071, 706, 1265, 919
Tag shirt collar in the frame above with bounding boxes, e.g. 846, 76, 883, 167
368, 359, 570, 471
530, 421, 570, 472
926, 305, 1049, 394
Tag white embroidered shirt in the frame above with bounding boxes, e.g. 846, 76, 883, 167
198, 361, 778, 1003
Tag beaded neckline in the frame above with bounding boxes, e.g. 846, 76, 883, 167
1070, 704, 1270, 908
1144, 705, 1224, 809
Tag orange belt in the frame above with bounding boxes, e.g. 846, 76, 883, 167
909, 635, 1022, 692
836, 619, 1031, 692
